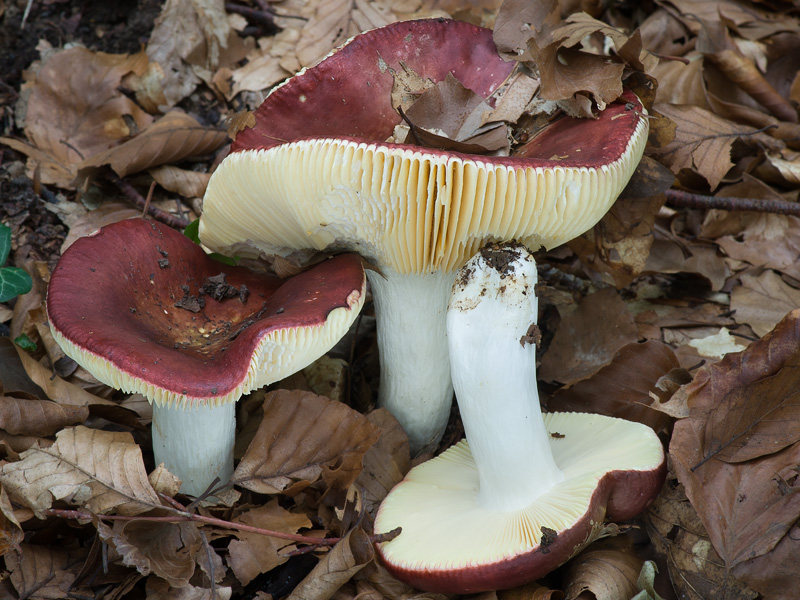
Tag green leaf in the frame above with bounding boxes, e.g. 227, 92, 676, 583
0, 267, 33, 303
0, 223, 11, 265
14, 333, 37, 352
183, 219, 239, 266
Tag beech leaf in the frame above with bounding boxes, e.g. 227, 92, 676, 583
0, 396, 89, 437
232, 390, 381, 494
562, 537, 643, 600
6, 543, 82, 600
0, 426, 160, 517
77, 110, 227, 182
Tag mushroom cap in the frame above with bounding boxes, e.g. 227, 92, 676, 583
47, 218, 365, 408
373, 412, 666, 594
199, 19, 649, 274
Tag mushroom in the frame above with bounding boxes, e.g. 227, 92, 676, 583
372, 242, 666, 594
198, 19, 649, 453
47, 218, 366, 496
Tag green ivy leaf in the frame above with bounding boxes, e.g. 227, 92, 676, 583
14, 333, 37, 352
0, 223, 11, 265
0, 267, 33, 302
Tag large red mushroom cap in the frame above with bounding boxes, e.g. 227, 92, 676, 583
198, 18, 649, 454
47, 217, 365, 496
47, 218, 365, 408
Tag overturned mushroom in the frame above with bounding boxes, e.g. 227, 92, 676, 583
199, 19, 649, 453
47, 218, 366, 496
373, 242, 665, 593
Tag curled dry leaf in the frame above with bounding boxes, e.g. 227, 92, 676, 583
671, 309, 800, 579
0, 395, 88, 437
6, 543, 86, 600
2, 47, 153, 188
730, 269, 800, 337
97, 515, 204, 589
286, 527, 375, 600
643, 476, 758, 600
227, 500, 312, 586
149, 165, 211, 199
76, 110, 228, 183
0, 426, 159, 518
562, 537, 643, 600
232, 389, 382, 494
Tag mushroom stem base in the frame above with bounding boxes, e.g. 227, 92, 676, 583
151, 401, 235, 497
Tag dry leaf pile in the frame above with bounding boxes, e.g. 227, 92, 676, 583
2, 0, 800, 599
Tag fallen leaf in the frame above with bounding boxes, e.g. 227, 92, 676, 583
149, 165, 211, 199
648, 103, 760, 190
0, 395, 88, 437
227, 500, 312, 585
98, 516, 206, 588
731, 270, 800, 337
0, 426, 160, 517
77, 110, 227, 183
286, 527, 374, 600
0, 484, 23, 557
562, 537, 643, 600
6, 543, 87, 600
146, 577, 232, 600
232, 390, 381, 494
539, 288, 639, 385
550, 340, 680, 433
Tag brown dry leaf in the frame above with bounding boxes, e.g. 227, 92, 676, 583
568, 157, 671, 288
688, 315, 800, 466
731, 270, 800, 337
227, 500, 312, 585
401, 73, 510, 154
671, 309, 800, 574
562, 537, 643, 600
15, 345, 115, 406
643, 237, 729, 292
129, 0, 231, 111
6, 543, 86, 600
499, 581, 563, 600
304, 356, 349, 405
648, 103, 760, 190
539, 288, 639, 385
492, 0, 560, 60
77, 110, 227, 182
355, 408, 410, 519
13, 47, 152, 188
149, 165, 211, 199
232, 390, 381, 494
286, 526, 374, 600
643, 476, 758, 600
731, 521, 800, 599
0, 426, 159, 517
59, 202, 141, 252
0, 484, 23, 557
295, 0, 398, 68
712, 212, 800, 283
0, 395, 88, 436
550, 340, 680, 433
146, 578, 232, 600
98, 516, 204, 588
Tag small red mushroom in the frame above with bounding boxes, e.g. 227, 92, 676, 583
47, 218, 366, 496
199, 19, 649, 454
373, 243, 666, 593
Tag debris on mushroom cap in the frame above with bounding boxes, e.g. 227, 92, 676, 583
198, 19, 649, 272
372, 244, 666, 594
46, 218, 367, 408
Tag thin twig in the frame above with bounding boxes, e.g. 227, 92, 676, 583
44, 507, 402, 548
107, 173, 190, 229
666, 188, 800, 216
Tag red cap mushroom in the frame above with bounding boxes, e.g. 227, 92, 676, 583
47, 218, 366, 496
198, 19, 649, 453
372, 242, 665, 593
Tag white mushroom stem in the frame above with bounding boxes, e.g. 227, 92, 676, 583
151, 401, 235, 497
367, 267, 456, 454
446, 244, 564, 512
